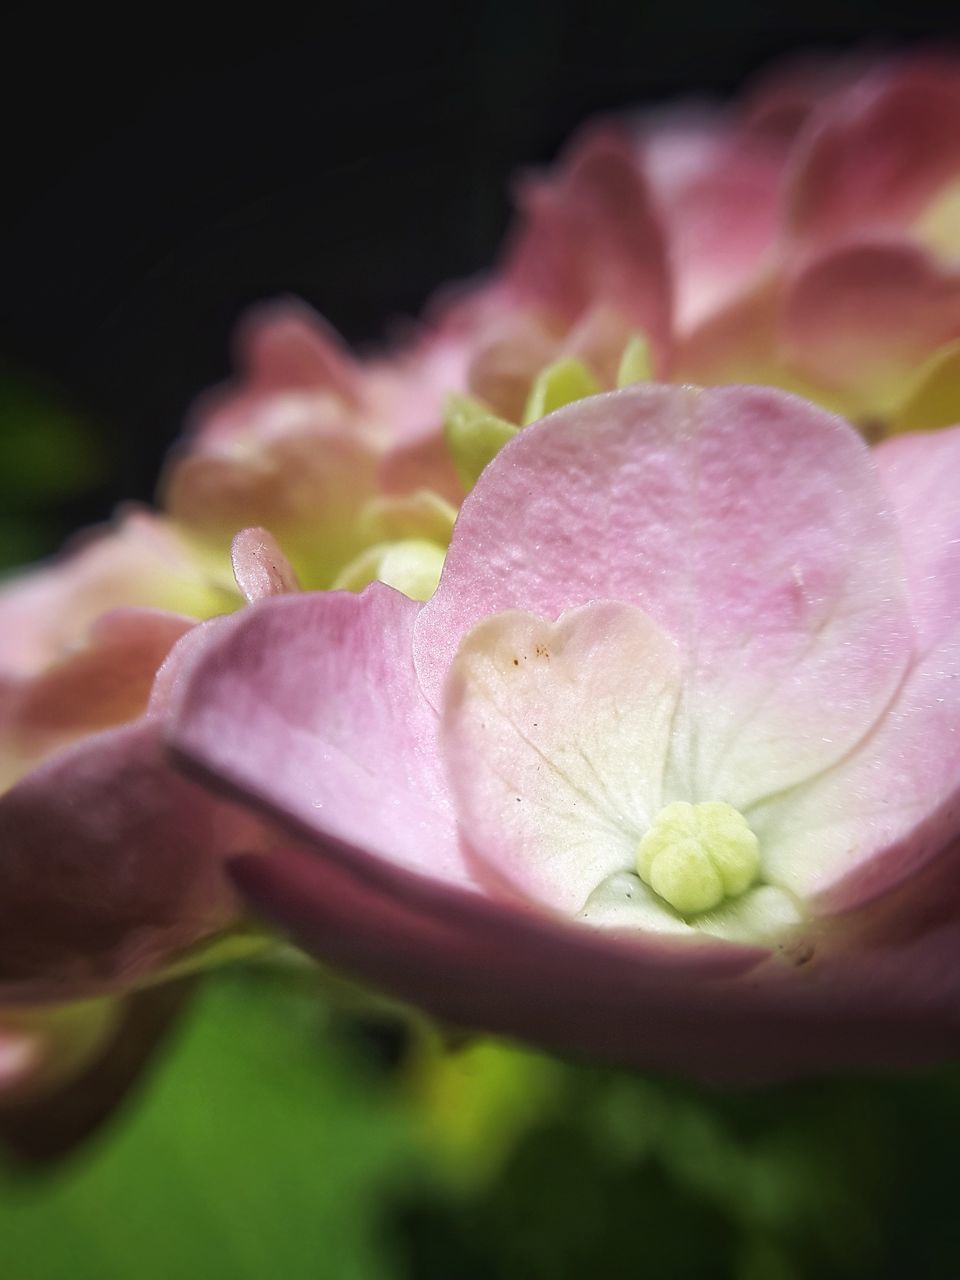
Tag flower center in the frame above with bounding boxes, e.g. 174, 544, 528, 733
635, 801, 760, 916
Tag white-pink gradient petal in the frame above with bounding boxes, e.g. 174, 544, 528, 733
417, 384, 913, 813
442, 603, 682, 912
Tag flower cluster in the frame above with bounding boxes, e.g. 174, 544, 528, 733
1, 53, 959, 1122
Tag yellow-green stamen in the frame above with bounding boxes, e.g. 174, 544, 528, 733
635, 801, 760, 916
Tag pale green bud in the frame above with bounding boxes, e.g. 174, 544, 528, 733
636, 801, 760, 916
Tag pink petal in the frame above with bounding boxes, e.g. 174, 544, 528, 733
783, 240, 960, 415
0, 722, 250, 1003
0, 511, 233, 679
877, 427, 960, 653
363, 330, 472, 447
164, 424, 379, 589
768, 427, 960, 911
230, 527, 300, 602
229, 844, 960, 1081
502, 127, 671, 372
740, 53, 874, 142
169, 584, 476, 893
642, 119, 787, 333
453, 297, 563, 422
418, 384, 912, 805
378, 433, 464, 506
0, 608, 192, 789
788, 56, 960, 249
195, 300, 363, 446
672, 281, 801, 394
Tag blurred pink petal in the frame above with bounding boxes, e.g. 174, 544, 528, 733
502, 127, 671, 371
0, 608, 192, 789
0, 510, 233, 678
783, 240, 960, 414
0, 721, 253, 1003
788, 56, 960, 250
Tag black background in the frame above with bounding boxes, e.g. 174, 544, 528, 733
2, 3, 958, 532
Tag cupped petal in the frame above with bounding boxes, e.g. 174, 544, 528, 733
442, 604, 682, 912
378, 430, 464, 506
192, 300, 363, 447
0, 607, 192, 789
169, 584, 476, 893
758, 427, 960, 909
0, 722, 252, 1003
739, 53, 872, 142
460, 302, 564, 423
418, 384, 913, 808
671, 282, 817, 400
787, 56, 960, 250
641, 118, 787, 333
502, 127, 671, 371
237, 300, 361, 397
164, 424, 379, 589
0, 511, 234, 678
783, 240, 960, 417
229, 844, 960, 1081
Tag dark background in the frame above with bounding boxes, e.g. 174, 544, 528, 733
2, 3, 958, 553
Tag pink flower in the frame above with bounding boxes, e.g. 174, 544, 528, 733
0, 521, 269, 1141
0, 511, 238, 791
446, 54, 960, 442
0, 299, 464, 1134
164, 298, 463, 596
0, 296, 470, 1012
1, 49, 958, 1117
169, 384, 960, 1081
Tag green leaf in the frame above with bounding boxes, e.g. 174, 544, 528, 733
0, 973, 418, 1280
0, 375, 105, 506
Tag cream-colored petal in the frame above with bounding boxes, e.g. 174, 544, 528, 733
442, 602, 681, 913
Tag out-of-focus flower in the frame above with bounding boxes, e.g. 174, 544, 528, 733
0, 300, 465, 1139
164, 299, 463, 600
2, 49, 959, 1122
0, 509, 256, 998
170, 385, 960, 1081
440, 52, 960, 489
0, 521, 273, 1150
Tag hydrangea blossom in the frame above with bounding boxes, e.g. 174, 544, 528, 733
442, 52, 960, 482
170, 384, 960, 1080
0, 52, 958, 1121
0, 304, 462, 1133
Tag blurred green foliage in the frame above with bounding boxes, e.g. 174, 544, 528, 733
0, 368, 107, 572
0, 974, 421, 1280
3, 966, 960, 1279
